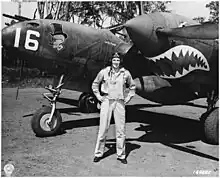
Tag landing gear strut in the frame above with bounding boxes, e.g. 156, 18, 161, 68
31, 74, 99, 137
31, 75, 64, 137
201, 89, 219, 145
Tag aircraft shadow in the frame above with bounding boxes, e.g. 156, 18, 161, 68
61, 104, 202, 144
125, 106, 218, 162
57, 97, 79, 107
162, 143, 219, 161
131, 102, 207, 109
125, 105, 202, 144
104, 138, 218, 162
60, 104, 219, 161
58, 107, 81, 115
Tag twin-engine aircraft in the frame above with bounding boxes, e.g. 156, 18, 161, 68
2, 12, 219, 145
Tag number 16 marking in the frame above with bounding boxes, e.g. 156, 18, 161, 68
14, 28, 40, 51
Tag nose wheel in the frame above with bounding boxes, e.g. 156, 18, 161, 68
30, 74, 99, 137
31, 106, 62, 137
31, 75, 64, 137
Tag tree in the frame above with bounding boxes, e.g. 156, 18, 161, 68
193, 16, 205, 24
99, 1, 171, 25
37, 2, 45, 19
37, 1, 171, 27
206, 1, 219, 23
143, 1, 171, 13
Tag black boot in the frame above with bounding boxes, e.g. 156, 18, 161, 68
117, 158, 127, 164
93, 156, 102, 163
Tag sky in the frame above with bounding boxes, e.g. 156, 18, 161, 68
1, 1, 212, 28
166, 0, 210, 19
1, 1, 39, 27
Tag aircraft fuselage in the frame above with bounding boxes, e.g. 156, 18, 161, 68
2, 12, 218, 105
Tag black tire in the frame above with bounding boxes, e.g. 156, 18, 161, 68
78, 93, 89, 111
31, 106, 62, 137
203, 108, 219, 145
78, 93, 98, 113
78, 93, 89, 107
84, 95, 98, 113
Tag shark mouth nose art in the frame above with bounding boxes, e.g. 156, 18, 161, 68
147, 45, 210, 79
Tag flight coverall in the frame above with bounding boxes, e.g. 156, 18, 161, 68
92, 66, 136, 159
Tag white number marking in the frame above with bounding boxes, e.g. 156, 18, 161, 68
25, 30, 40, 51
14, 28, 21, 47
14, 28, 40, 51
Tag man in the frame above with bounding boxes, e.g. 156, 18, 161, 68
92, 52, 136, 164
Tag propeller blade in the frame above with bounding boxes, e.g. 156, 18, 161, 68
157, 23, 218, 39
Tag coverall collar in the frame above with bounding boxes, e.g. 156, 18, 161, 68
111, 67, 125, 74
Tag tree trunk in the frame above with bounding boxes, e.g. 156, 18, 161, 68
37, 2, 45, 19
137, 1, 144, 15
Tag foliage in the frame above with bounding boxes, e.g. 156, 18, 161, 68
37, 1, 171, 28
192, 16, 205, 24
2, 66, 53, 88
206, 1, 219, 23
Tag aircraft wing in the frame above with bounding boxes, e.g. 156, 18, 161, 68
156, 23, 218, 40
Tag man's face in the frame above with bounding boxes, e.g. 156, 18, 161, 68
112, 57, 120, 69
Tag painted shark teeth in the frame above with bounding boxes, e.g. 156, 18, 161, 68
181, 47, 188, 57
146, 45, 210, 79
182, 68, 188, 76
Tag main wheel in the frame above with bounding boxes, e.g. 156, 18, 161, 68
202, 108, 219, 145
78, 93, 98, 113
31, 106, 62, 137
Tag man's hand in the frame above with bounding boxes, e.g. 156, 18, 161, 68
97, 95, 105, 102
124, 96, 131, 104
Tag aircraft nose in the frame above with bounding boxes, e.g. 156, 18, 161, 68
125, 14, 157, 57
2, 26, 15, 48
125, 14, 154, 42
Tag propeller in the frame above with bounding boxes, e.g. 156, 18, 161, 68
157, 23, 218, 40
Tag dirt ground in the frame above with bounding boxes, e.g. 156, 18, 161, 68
1, 88, 219, 176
